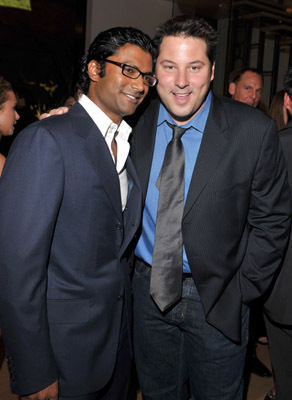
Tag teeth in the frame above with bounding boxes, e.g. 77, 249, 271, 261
126, 94, 137, 100
175, 93, 189, 97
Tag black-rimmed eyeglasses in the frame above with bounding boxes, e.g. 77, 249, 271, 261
102, 59, 157, 87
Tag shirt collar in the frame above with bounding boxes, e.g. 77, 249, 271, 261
78, 94, 132, 141
157, 90, 212, 132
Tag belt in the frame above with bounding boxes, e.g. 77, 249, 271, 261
135, 257, 193, 279
182, 273, 193, 279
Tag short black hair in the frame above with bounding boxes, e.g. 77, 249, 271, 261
78, 26, 155, 94
229, 66, 263, 85
153, 15, 218, 67
284, 66, 292, 100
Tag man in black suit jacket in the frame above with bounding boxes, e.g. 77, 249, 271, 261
264, 66, 292, 400
0, 27, 156, 400
129, 16, 291, 400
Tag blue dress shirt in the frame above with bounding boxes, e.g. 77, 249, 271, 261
136, 92, 211, 272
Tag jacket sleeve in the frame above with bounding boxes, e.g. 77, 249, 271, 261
240, 118, 291, 304
0, 122, 63, 395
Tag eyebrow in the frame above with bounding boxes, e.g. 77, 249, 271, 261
244, 85, 262, 89
160, 59, 205, 65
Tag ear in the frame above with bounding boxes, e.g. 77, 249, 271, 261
88, 60, 101, 82
284, 92, 290, 109
229, 82, 236, 96
210, 62, 215, 81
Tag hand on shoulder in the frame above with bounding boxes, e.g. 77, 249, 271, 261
39, 107, 69, 120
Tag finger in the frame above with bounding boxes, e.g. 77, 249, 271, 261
55, 106, 69, 114
39, 113, 50, 120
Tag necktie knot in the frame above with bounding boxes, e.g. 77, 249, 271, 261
166, 121, 187, 140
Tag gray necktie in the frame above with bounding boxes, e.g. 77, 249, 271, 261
150, 122, 187, 311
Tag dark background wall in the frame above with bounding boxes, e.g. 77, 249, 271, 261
0, 0, 86, 117
0, 0, 86, 154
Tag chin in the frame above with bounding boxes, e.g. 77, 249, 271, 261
169, 110, 195, 124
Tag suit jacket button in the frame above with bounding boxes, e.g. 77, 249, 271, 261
117, 295, 124, 301
115, 223, 122, 230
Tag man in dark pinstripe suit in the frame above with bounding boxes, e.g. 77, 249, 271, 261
264, 66, 292, 400
129, 16, 291, 400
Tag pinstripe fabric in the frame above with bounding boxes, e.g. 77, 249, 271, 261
130, 92, 291, 342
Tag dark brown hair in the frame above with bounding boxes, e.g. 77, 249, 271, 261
269, 90, 286, 131
153, 16, 218, 68
0, 76, 13, 110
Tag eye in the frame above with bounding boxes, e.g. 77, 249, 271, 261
123, 65, 137, 76
163, 64, 174, 71
143, 75, 156, 86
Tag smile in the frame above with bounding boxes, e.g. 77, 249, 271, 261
124, 93, 141, 103
174, 93, 190, 98
172, 92, 192, 103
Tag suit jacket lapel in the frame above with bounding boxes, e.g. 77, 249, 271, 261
131, 98, 160, 203
70, 103, 122, 221
183, 94, 230, 218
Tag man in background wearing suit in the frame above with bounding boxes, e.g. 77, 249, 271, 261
228, 66, 263, 108
130, 16, 291, 400
0, 27, 155, 400
264, 66, 292, 400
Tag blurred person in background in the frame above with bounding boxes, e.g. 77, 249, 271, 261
0, 76, 19, 175
269, 90, 287, 131
229, 67, 263, 108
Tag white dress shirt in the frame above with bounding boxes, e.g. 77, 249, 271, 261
79, 94, 131, 210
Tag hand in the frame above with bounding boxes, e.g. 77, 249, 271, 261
39, 107, 69, 120
20, 380, 58, 400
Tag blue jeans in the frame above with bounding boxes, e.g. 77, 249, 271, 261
132, 259, 249, 400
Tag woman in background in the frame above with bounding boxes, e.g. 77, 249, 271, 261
269, 89, 287, 131
0, 76, 20, 175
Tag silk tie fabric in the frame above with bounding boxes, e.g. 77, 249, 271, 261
150, 122, 187, 312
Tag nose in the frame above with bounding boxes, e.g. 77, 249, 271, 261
175, 69, 189, 88
131, 75, 145, 93
15, 111, 20, 121
250, 90, 257, 99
